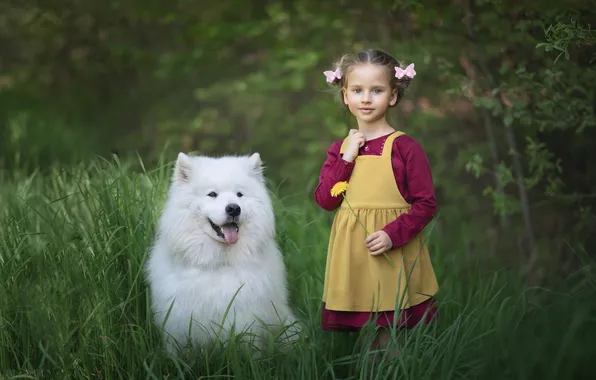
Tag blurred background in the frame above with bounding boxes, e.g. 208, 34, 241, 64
1, 0, 594, 280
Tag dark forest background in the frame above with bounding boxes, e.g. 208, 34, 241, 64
1, 0, 595, 282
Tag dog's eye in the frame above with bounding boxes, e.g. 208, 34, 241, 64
236, 192, 243, 198
207, 192, 218, 198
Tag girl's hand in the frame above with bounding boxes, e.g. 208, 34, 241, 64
342, 129, 366, 162
365, 231, 393, 256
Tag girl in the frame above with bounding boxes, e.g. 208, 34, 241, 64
314, 49, 440, 358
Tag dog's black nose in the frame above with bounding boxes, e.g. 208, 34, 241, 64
225, 203, 241, 217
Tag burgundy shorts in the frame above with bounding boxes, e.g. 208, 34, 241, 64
321, 297, 438, 332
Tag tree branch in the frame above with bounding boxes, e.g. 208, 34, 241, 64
464, 0, 538, 278
462, 0, 506, 229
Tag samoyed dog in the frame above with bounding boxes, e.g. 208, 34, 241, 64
146, 152, 299, 354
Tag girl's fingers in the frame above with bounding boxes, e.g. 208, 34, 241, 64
364, 232, 380, 244
365, 237, 379, 248
368, 242, 385, 253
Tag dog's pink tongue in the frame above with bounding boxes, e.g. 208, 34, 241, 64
222, 225, 239, 244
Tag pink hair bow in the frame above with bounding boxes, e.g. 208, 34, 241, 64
394, 63, 416, 79
323, 68, 342, 83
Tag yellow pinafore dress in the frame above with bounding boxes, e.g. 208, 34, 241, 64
322, 131, 439, 313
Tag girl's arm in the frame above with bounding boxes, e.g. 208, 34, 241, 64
313, 140, 355, 211
381, 137, 438, 248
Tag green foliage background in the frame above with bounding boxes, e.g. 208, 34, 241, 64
1, 0, 595, 274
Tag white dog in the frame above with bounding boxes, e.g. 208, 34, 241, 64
146, 152, 299, 354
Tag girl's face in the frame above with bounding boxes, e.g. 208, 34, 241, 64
342, 63, 397, 124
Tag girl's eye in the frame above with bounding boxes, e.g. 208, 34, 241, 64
237, 192, 243, 198
207, 192, 218, 198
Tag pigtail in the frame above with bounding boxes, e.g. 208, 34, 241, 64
323, 54, 355, 87
393, 62, 415, 89
323, 66, 342, 85
391, 60, 416, 106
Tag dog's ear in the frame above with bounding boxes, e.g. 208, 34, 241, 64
248, 152, 264, 178
174, 152, 193, 182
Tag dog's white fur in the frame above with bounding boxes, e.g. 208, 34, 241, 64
146, 152, 298, 354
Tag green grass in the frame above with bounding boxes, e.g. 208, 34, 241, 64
1, 156, 595, 379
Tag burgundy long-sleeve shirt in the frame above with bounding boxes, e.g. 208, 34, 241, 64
313, 133, 438, 248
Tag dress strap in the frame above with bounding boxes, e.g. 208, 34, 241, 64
381, 131, 406, 157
